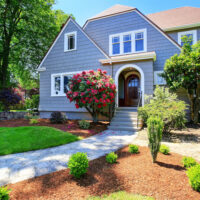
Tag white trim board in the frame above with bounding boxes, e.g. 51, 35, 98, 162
38, 17, 109, 71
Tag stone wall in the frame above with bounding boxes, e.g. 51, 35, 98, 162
0, 112, 27, 120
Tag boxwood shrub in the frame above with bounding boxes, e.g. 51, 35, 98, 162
106, 152, 118, 164
182, 156, 198, 169
129, 144, 139, 154
159, 144, 170, 155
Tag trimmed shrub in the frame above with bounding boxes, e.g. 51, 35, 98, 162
138, 86, 186, 133
106, 152, 118, 164
147, 116, 164, 163
159, 144, 170, 155
78, 120, 90, 129
129, 144, 139, 154
25, 94, 39, 110
68, 152, 89, 178
50, 111, 66, 124
0, 186, 10, 200
29, 119, 38, 124
182, 156, 198, 169
187, 164, 200, 192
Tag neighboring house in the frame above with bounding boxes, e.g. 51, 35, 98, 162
38, 5, 200, 120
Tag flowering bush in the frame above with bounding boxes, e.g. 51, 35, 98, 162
66, 69, 116, 122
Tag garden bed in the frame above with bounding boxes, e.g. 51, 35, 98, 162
0, 119, 108, 138
8, 146, 200, 200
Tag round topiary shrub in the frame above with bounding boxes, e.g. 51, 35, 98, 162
106, 152, 118, 164
68, 152, 89, 178
129, 144, 139, 154
182, 156, 198, 169
159, 144, 170, 155
50, 111, 66, 124
0, 186, 10, 200
78, 120, 90, 129
186, 164, 200, 192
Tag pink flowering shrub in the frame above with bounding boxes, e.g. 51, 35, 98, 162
66, 69, 116, 122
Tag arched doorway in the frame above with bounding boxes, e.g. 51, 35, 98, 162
115, 64, 144, 107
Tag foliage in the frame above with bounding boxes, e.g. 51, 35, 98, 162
106, 152, 118, 164
159, 144, 170, 155
128, 144, 139, 154
0, 186, 10, 200
147, 116, 164, 163
0, 0, 72, 89
29, 119, 38, 125
186, 164, 200, 192
182, 156, 198, 169
0, 126, 78, 155
138, 86, 186, 133
0, 88, 21, 111
87, 191, 154, 200
50, 111, 66, 124
25, 95, 39, 110
78, 120, 90, 129
162, 38, 200, 123
24, 112, 38, 120
67, 69, 116, 122
68, 152, 89, 178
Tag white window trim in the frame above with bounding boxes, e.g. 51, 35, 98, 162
178, 30, 197, 45
51, 71, 82, 97
109, 29, 147, 56
64, 31, 77, 52
154, 71, 166, 85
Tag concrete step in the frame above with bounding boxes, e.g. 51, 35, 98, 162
116, 107, 137, 110
112, 116, 138, 122
110, 121, 141, 127
114, 113, 138, 118
108, 126, 139, 132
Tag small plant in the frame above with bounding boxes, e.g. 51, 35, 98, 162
182, 156, 198, 169
78, 120, 90, 129
186, 164, 200, 192
129, 144, 139, 154
29, 119, 38, 124
106, 152, 118, 164
68, 152, 89, 178
50, 111, 66, 124
159, 144, 170, 155
147, 116, 164, 163
0, 186, 10, 200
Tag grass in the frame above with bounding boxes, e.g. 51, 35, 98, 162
88, 191, 154, 200
0, 126, 79, 155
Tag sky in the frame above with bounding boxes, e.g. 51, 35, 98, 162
53, 0, 200, 26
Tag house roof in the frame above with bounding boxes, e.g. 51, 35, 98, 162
90, 4, 135, 20
147, 6, 200, 31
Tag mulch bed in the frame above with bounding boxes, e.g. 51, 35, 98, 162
0, 119, 108, 138
8, 146, 200, 200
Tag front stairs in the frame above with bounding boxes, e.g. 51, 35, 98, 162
108, 107, 142, 132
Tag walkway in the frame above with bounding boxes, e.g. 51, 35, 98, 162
0, 130, 137, 186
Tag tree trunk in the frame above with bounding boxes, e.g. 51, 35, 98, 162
187, 88, 200, 124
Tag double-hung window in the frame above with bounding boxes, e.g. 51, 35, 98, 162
51, 72, 77, 96
64, 31, 77, 52
109, 29, 147, 56
178, 30, 197, 46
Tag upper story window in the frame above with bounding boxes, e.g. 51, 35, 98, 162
64, 31, 77, 52
178, 30, 197, 46
109, 29, 147, 56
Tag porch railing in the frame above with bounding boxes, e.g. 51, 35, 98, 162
137, 91, 142, 128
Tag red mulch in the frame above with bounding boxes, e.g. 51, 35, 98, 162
7, 146, 200, 200
0, 119, 108, 138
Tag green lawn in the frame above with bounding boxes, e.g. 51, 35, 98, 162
88, 191, 154, 200
0, 126, 79, 155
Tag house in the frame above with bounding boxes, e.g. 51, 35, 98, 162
38, 5, 200, 124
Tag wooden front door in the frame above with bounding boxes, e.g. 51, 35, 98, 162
125, 75, 140, 106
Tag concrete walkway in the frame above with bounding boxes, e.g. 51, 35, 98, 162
0, 130, 137, 186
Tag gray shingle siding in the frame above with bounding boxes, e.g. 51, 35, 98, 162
84, 11, 181, 71
39, 19, 109, 113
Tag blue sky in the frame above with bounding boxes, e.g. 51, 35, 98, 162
53, 0, 200, 26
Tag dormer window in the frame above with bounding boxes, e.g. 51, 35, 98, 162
109, 29, 147, 56
178, 30, 197, 46
64, 31, 77, 52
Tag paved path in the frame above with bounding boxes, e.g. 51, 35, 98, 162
0, 130, 137, 186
